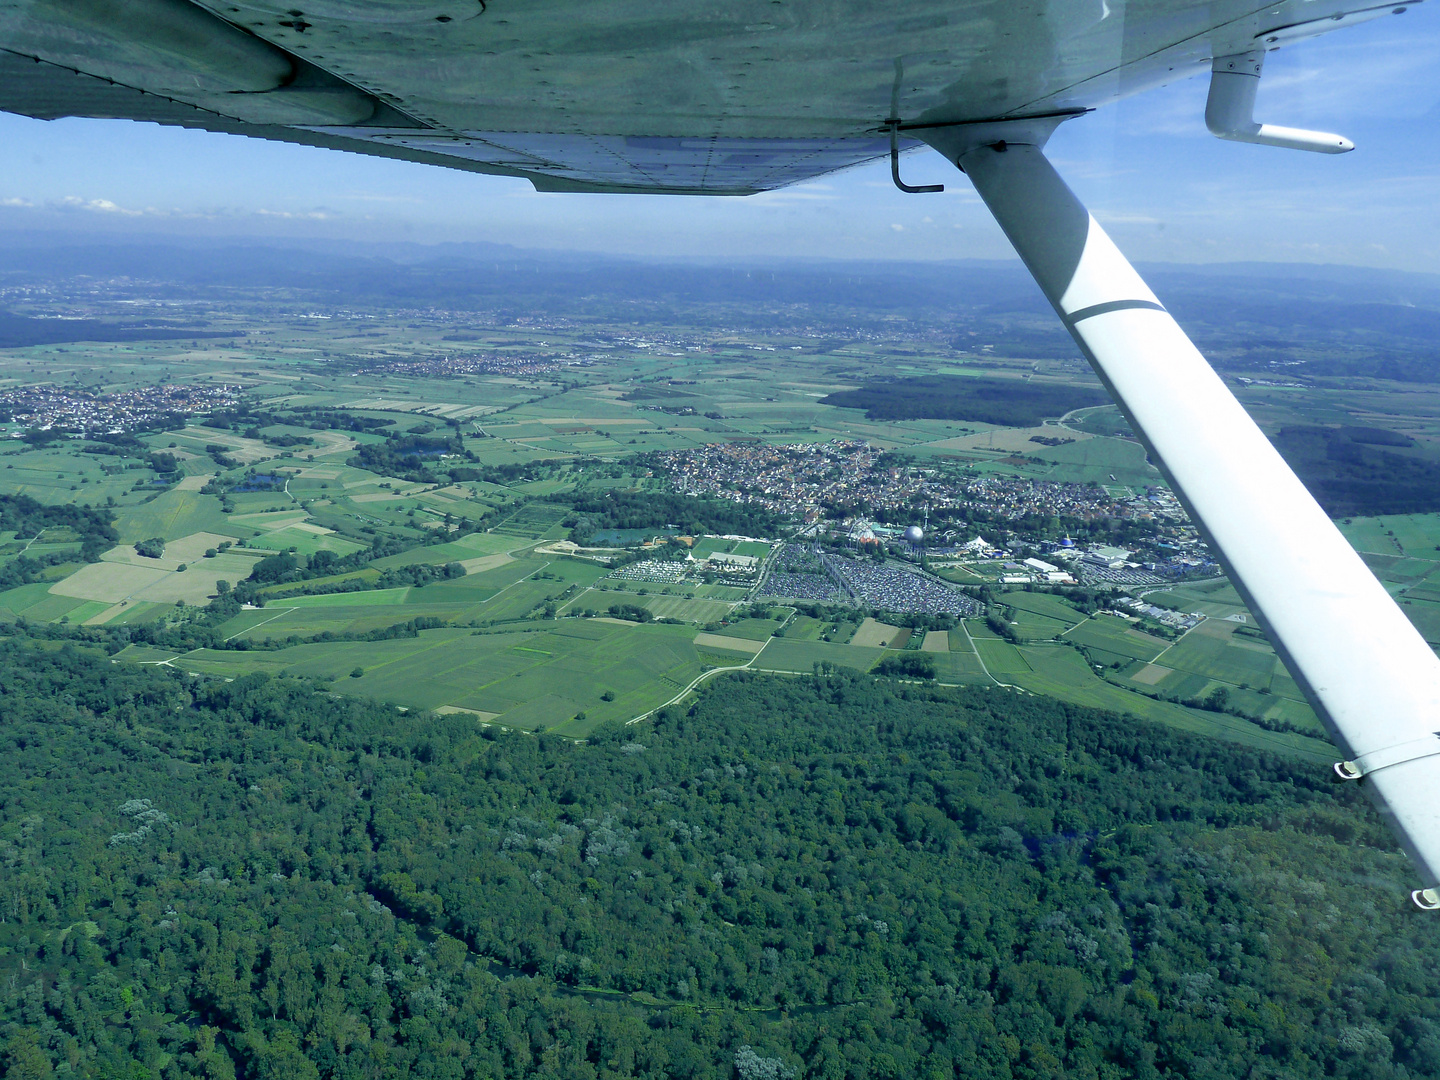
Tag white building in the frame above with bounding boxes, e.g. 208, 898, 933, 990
709, 552, 758, 569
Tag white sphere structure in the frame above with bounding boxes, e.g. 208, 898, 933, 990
903, 525, 924, 544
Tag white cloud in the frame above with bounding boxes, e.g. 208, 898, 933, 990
56, 196, 143, 216
333, 192, 424, 204
747, 182, 839, 205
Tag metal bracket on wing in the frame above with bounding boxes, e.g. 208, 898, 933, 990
905, 113, 1083, 169
889, 121, 943, 194
1332, 732, 1440, 781
1206, 51, 1353, 153
1330, 735, 1440, 908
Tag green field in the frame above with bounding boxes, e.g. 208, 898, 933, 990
971, 634, 1032, 675
250, 525, 365, 557
112, 490, 241, 543
929, 650, 990, 683
1158, 622, 1282, 687
1063, 616, 1169, 662
1340, 513, 1440, 559
1007, 609, 1073, 641
272, 588, 412, 608
1145, 580, 1249, 618
625, 594, 735, 622
371, 530, 525, 568
1027, 436, 1157, 487
0, 582, 61, 616
1010, 645, 1330, 760
1002, 593, 1082, 642
175, 618, 711, 736
780, 615, 831, 641
754, 638, 882, 673
1004, 591, 1086, 623
717, 616, 789, 641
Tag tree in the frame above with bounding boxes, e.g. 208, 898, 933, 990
874, 653, 936, 679
249, 553, 298, 584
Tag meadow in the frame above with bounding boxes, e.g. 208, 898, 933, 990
167, 618, 709, 737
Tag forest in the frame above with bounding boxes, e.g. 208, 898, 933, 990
0, 312, 238, 349
347, 434, 474, 485
820, 377, 1109, 427
563, 490, 784, 543
0, 630, 1436, 1079
1268, 425, 1440, 516
0, 496, 117, 592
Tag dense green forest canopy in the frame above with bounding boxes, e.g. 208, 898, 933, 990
0, 311, 239, 349
1269, 425, 1440, 516
563, 490, 785, 543
0, 634, 1434, 1079
820, 377, 1109, 427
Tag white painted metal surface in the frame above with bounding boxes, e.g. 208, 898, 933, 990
1206, 51, 1353, 153
922, 131, 1440, 896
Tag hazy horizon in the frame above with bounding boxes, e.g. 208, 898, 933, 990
1, 229, 1439, 285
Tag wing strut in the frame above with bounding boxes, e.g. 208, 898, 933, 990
920, 123, 1440, 905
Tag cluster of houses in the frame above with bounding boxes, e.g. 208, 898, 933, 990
1, 383, 241, 434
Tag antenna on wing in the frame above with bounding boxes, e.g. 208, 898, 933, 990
1206, 51, 1353, 153
887, 58, 944, 193
889, 121, 945, 194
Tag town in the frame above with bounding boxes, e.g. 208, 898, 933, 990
0, 383, 241, 434
654, 439, 1187, 525
651, 440, 1219, 591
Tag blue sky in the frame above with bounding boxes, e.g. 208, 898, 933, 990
0, 6, 1437, 270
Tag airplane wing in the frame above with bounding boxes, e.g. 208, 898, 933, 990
0, 0, 1416, 194
5, 0, 1440, 907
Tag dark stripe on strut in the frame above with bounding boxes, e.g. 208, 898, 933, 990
1064, 299, 1166, 324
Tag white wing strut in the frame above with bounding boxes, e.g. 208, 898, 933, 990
921, 125, 1440, 906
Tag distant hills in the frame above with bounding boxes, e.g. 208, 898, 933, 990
0, 235, 1438, 378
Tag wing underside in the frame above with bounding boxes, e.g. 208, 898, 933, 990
0, 0, 1416, 193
